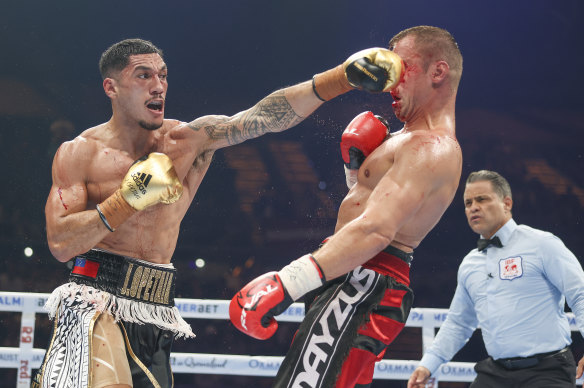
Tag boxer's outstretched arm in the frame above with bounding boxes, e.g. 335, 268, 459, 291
186, 80, 322, 150
184, 47, 404, 150
45, 141, 110, 262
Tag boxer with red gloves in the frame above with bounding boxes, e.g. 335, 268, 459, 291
341, 111, 390, 188
229, 110, 391, 340
229, 254, 325, 340
230, 26, 463, 388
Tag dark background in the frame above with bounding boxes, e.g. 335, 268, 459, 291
1, 0, 583, 387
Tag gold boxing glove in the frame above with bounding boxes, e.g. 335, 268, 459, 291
312, 48, 404, 101
344, 48, 403, 92
96, 152, 183, 231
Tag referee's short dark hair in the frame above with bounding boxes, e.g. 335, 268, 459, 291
466, 170, 512, 200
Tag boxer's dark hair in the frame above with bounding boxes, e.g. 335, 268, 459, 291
99, 38, 163, 79
466, 170, 512, 200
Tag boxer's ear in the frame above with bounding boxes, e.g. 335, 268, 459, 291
103, 77, 118, 99
431, 61, 449, 85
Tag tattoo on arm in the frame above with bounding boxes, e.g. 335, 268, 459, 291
188, 91, 303, 146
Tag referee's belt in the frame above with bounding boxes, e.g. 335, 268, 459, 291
494, 347, 569, 370
69, 249, 176, 307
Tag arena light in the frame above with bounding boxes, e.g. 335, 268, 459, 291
195, 258, 206, 268
24, 247, 33, 257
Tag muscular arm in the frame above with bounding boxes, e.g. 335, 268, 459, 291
186, 81, 323, 149
45, 143, 110, 262
314, 134, 453, 279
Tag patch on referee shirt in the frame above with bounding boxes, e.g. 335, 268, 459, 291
499, 256, 523, 280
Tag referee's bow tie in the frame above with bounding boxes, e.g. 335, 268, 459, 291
477, 236, 503, 251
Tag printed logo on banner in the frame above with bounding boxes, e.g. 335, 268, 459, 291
21, 326, 33, 343
499, 256, 523, 280
439, 364, 477, 377
176, 303, 220, 314
0, 296, 22, 306
19, 359, 31, 381
0, 353, 18, 361
184, 357, 227, 369
249, 359, 281, 370
280, 305, 304, 316
171, 356, 228, 369
375, 362, 416, 375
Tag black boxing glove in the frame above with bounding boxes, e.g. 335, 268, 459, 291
312, 48, 404, 101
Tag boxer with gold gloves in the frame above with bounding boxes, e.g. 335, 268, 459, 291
312, 47, 404, 101
230, 26, 463, 387
96, 152, 183, 231
36, 35, 408, 388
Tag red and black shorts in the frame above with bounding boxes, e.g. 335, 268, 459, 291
274, 245, 414, 388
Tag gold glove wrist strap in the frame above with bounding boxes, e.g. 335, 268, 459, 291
313, 64, 353, 101
98, 190, 138, 231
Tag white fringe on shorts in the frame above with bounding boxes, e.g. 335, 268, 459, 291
45, 282, 195, 338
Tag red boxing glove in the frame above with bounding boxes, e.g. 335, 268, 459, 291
229, 272, 293, 340
230, 254, 325, 340
340, 111, 390, 170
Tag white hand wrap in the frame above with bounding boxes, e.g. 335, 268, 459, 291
278, 254, 325, 301
344, 165, 358, 189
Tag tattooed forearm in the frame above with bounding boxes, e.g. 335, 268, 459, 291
244, 91, 304, 133
193, 91, 304, 146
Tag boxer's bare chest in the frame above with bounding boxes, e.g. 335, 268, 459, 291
83, 140, 200, 223
335, 134, 404, 228
85, 148, 147, 206
358, 132, 405, 188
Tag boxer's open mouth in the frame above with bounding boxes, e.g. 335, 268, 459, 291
147, 100, 164, 112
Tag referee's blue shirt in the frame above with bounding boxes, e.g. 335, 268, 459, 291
420, 219, 584, 375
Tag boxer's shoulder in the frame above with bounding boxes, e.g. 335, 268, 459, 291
54, 130, 101, 167
163, 117, 215, 144
162, 118, 185, 132
393, 128, 459, 158
61, 123, 117, 155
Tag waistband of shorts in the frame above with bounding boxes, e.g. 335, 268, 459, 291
319, 238, 412, 285
69, 249, 176, 307
362, 245, 412, 286
494, 347, 569, 370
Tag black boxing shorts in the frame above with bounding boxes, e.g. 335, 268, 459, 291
32, 249, 193, 388
273, 245, 414, 388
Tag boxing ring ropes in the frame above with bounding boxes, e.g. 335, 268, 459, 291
1, 291, 582, 388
